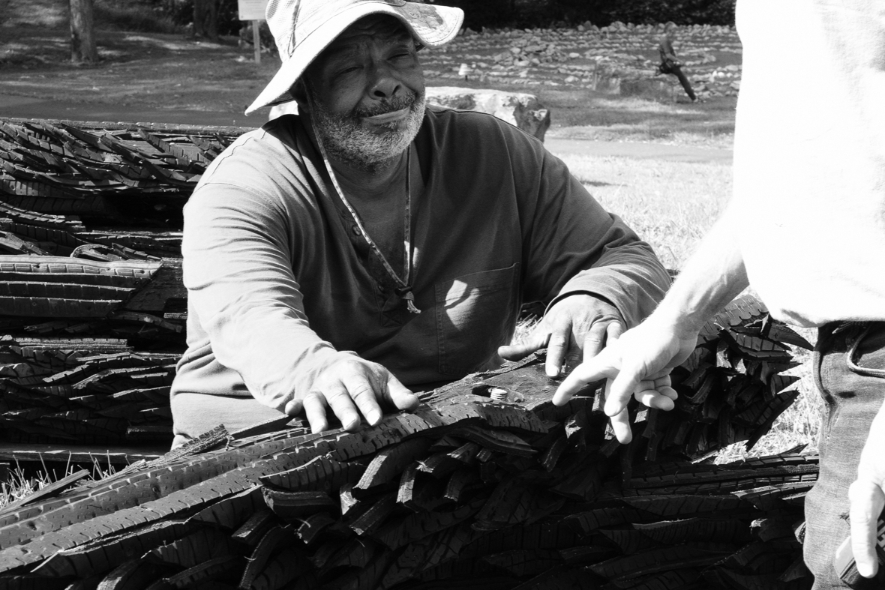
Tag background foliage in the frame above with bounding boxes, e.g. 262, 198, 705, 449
95, 0, 736, 36
427, 0, 736, 29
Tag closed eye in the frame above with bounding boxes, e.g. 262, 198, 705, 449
336, 65, 362, 77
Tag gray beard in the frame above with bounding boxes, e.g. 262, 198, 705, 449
309, 91, 425, 174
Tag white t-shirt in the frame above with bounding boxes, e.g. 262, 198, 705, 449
732, 0, 885, 327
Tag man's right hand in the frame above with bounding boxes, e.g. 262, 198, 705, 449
551, 316, 699, 443
283, 355, 419, 433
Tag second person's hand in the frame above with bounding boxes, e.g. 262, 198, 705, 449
552, 315, 698, 443
497, 294, 625, 377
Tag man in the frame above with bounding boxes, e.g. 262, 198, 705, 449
555, 2, 885, 588
657, 22, 697, 102
170, 0, 669, 447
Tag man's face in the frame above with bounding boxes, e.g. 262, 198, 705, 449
300, 15, 426, 171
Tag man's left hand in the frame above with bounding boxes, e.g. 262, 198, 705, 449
498, 294, 625, 377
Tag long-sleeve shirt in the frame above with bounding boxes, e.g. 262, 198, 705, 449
170, 108, 670, 412
732, 0, 885, 326
658, 36, 676, 61
658, 35, 682, 66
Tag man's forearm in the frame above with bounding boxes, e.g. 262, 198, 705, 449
651, 205, 749, 335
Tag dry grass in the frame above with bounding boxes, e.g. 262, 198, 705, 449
561, 154, 732, 269
542, 92, 737, 148
0, 458, 119, 509
0, 466, 56, 510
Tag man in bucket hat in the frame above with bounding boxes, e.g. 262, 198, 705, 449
169, 0, 670, 446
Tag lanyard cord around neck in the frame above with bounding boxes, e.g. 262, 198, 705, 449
310, 116, 420, 315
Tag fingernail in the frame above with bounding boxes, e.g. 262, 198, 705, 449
546, 366, 560, 378
367, 410, 382, 424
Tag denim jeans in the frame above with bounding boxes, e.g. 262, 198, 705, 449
805, 322, 885, 589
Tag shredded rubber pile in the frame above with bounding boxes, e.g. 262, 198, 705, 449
0, 118, 238, 445
0, 302, 817, 590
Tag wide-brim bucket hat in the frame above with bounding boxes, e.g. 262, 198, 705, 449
244, 0, 464, 115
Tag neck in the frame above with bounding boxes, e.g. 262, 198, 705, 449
330, 149, 408, 201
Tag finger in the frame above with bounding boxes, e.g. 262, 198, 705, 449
546, 325, 571, 377
323, 381, 363, 431
384, 373, 419, 411
634, 389, 676, 411
341, 372, 384, 427
610, 408, 633, 444
849, 479, 885, 578
498, 330, 550, 361
658, 385, 679, 401
605, 380, 632, 443
302, 393, 328, 434
607, 321, 624, 343
602, 379, 633, 445
283, 397, 303, 416
552, 352, 618, 405
582, 321, 609, 363
604, 363, 643, 418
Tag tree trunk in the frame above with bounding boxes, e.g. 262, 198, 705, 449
70, 0, 98, 63
193, 0, 219, 41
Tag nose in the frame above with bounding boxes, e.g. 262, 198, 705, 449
368, 62, 402, 100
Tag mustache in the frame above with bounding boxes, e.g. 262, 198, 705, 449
354, 92, 421, 118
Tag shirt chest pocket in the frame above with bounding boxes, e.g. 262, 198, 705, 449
434, 263, 520, 376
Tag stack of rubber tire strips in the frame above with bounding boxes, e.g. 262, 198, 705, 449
0, 118, 817, 589
0, 118, 244, 446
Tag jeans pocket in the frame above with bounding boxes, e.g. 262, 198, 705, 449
847, 323, 885, 378
435, 263, 520, 376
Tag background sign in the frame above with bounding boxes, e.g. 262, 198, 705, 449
238, 0, 269, 20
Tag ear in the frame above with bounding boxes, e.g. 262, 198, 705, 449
291, 79, 310, 113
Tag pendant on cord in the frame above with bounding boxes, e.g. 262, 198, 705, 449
396, 286, 421, 314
